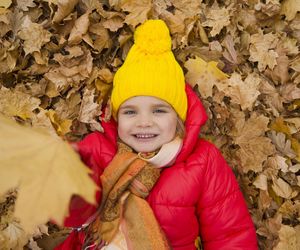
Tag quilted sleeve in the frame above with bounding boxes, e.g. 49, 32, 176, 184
196, 144, 258, 250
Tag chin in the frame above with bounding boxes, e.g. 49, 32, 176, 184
132, 144, 160, 153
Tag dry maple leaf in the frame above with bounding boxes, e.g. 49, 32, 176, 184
202, 3, 231, 37
221, 73, 261, 111
122, 0, 151, 27
249, 30, 279, 71
0, 115, 98, 233
184, 56, 228, 98
18, 16, 51, 55
231, 112, 275, 172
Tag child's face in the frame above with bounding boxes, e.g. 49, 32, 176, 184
118, 96, 178, 153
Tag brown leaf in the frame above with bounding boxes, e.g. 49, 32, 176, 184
249, 30, 279, 71
52, 0, 79, 23
16, 0, 36, 11
231, 112, 275, 172
78, 88, 102, 131
269, 131, 297, 159
18, 16, 51, 55
202, 3, 231, 37
68, 12, 90, 45
222, 73, 261, 111
103, 16, 124, 32
120, 0, 151, 27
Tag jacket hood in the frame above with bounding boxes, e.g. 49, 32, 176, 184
175, 84, 208, 162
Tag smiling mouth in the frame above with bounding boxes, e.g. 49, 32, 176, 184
133, 134, 158, 139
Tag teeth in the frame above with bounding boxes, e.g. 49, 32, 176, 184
135, 134, 156, 138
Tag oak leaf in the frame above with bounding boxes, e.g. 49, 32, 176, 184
0, 115, 98, 233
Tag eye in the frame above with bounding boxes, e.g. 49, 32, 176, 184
153, 109, 167, 113
123, 110, 136, 115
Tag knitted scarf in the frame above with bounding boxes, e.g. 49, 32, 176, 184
83, 143, 172, 250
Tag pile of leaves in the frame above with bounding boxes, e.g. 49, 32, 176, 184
0, 0, 299, 249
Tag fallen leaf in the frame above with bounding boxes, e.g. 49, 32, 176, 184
0, 0, 12, 9
120, 0, 151, 27
274, 225, 300, 250
269, 131, 297, 159
222, 73, 261, 111
280, 0, 300, 21
47, 109, 72, 136
52, 0, 79, 23
0, 221, 29, 250
78, 88, 103, 131
0, 115, 98, 233
102, 16, 124, 32
202, 3, 231, 37
231, 112, 275, 172
0, 87, 41, 120
249, 30, 279, 71
68, 12, 90, 45
184, 56, 228, 98
253, 174, 268, 191
18, 16, 51, 55
17, 0, 36, 11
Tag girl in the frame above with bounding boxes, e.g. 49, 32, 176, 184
55, 20, 258, 250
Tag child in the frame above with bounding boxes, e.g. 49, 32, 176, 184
55, 20, 258, 250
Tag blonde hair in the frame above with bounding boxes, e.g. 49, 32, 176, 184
176, 117, 185, 139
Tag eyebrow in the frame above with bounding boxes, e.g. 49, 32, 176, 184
119, 104, 172, 110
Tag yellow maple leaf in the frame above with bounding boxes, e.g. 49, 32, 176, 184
47, 109, 72, 136
184, 56, 228, 98
0, 115, 98, 233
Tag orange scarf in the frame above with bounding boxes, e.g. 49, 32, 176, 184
83, 143, 170, 250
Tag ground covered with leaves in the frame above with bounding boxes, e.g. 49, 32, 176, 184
0, 0, 300, 249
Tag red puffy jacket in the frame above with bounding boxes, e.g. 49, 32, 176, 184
56, 85, 258, 250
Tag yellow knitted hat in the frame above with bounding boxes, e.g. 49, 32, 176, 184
111, 19, 187, 121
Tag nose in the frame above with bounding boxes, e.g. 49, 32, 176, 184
136, 113, 153, 127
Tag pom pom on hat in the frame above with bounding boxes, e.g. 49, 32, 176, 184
134, 19, 171, 54
111, 19, 187, 121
